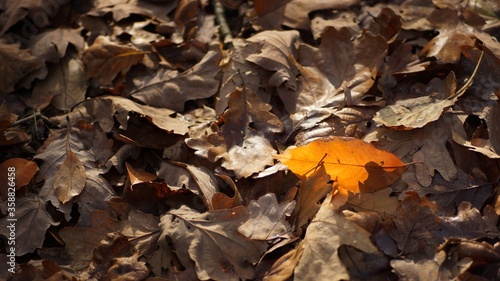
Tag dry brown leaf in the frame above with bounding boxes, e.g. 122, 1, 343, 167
290, 165, 331, 234
187, 130, 277, 178
35, 121, 115, 223
53, 148, 86, 204
32, 50, 87, 111
365, 116, 457, 188
125, 162, 157, 186
56, 96, 191, 135
262, 245, 303, 281
83, 36, 145, 86
89, 232, 149, 280
238, 193, 295, 240
275, 137, 406, 192
385, 193, 440, 257
282, 27, 386, 125
0, 194, 59, 256
160, 205, 267, 281
0, 0, 65, 35
131, 50, 222, 112
28, 28, 85, 63
254, 0, 361, 30
0, 43, 43, 94
374, 72, 458, 129
294, 193, 379, 281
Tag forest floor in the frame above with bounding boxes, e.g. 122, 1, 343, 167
1, 0, 500, 280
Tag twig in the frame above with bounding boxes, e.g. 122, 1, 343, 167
10, 111, 50, 127
213, 0, 234, 49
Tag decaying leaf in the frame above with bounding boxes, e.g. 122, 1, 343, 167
294, 193, 379, 280
0, 194, 59, 256
35, 121, 115, 223
83, 36, 145, 85
238, 193, 295, 240
0, 42, 43, 94
53, 148, 86, 204
291, 165, 332, 233
275, 137, 406, 192
132, 50, 222, 112
254, 0, 361, 30
160, 205, 267, 281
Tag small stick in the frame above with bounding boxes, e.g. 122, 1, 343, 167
213, 0, 234, 49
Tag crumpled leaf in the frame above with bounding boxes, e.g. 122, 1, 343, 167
132, 50, 222, 112
60, 209, 160, 270
366, 116, 457, 188
275, 137, 406, 192
238, 193, 295, 240
294, 193, 379, 280
284, 27, 386, 124
160, 205, 267, 281
245, 30, 300, 90
89, 232, 149, 280
187, 130, 277, 178
83, 36, 145, 86
0, 194, 59, 256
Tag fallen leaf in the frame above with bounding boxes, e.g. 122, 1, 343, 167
385, 193, 440, 257
0, 194, 59, 256
0, 158, 38, 198
0, 101, 18, 132
262, 245, 303, 281
89, 232, 149, 280
0, 0, 65, 35
131, 50, 222, 112
374, 72, 458, 129
290, 165, 332, 234
53, 148, 86, 204
293, 193, 379, 280
365, 116, 458, 188
238, 193, 295, 240
83, 36, 145, 86
32, 50, 87, 111
125, 162, 157, 186
282, 27, 386, 125
0, 43, 43, 94
35, 121, 115, 223
160, 205, 267, 281
275, 137, 406, 192
254, 0, 361, 30
28, 28, 85, 63
187, 130, 277, 178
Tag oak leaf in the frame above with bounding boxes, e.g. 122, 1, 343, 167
83, 36, 145, 86
160, 205, 267, 281
275, 137, 406, 192
294, 193, 379, 281
0, 194, 59, 256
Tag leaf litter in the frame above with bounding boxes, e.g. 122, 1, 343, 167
1, 0, 500, 280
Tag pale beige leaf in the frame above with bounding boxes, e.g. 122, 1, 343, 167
294, 193, 379, 281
